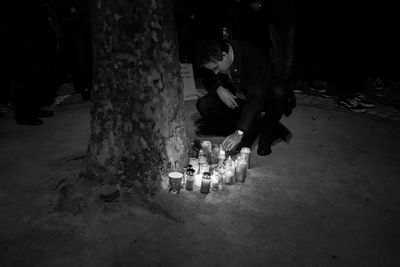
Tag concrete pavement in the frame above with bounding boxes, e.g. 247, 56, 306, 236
0, 95, 399, 266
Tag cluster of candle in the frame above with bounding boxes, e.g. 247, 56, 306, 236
182, 140, 251, 194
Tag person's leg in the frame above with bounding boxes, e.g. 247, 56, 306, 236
292, 19, 311, 93
13, 79, 43, 126
334, 7, 370, 113
269, 23, 285, 79
257, 81, 292, 155
270, 23, 296, 81
35, 68, 57, 107
196, 93, 242, 136
68, 28, 91, 100
283, 23, 296, 81
237, 116, 263, 149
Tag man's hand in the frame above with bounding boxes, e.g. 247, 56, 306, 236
217, 86, 238, 109
222, 131, 243, 151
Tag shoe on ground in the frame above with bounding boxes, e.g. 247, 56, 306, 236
16, 117, 43, 126
373, 90, 386, 98
372, 78, 385, 91
371, 78, 386, 97
320, 90, 334, 98
280, 130, 293, 144
292, 88, 303, 94
257, 143, 272, 156
310, 80, 328, 93
352, 93, 374, 108
276, 124, 292, 144
35, 109, 54, 118
292, 80, 306, 94
292, 82, 303, 94
338, 98, 366, 113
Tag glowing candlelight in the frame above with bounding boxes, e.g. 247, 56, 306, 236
218, 148, 226, 163
200, 172, 211, 194
168, 172, 183, 194
185, 168, 195, 190
210, 169, 220, 191
223, 156, 235, 185
235, 155, 248, 183
240, 147, 251, 169
195, 163, 209, 187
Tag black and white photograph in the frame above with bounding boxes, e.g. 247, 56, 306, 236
0, 0, 399, 266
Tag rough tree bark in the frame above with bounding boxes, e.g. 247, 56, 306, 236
85, 0, 187, 195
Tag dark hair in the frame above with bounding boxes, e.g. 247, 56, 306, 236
195, 39, 230, 67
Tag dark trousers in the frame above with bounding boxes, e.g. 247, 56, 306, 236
12, 68, 54, 118
293, 19, 330, 83
61, 26, 92, 94
11, 52, 58, 118
269, 23, 296, 81
196, 81, 294, 147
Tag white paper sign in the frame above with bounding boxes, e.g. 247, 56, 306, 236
180, 63, 198, 101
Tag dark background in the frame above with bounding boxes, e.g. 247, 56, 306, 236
0, 0, 399, 113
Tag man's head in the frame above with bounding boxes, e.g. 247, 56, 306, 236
196, 39, 232, 74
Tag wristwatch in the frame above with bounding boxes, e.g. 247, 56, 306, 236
237, 130, 244, 136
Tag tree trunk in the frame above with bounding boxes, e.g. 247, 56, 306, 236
86, 0, 187, 194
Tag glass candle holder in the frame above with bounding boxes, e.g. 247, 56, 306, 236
210, 170, 220, 191
200, 172, 211, 194
235, 156, 248, 183
201, 141, 213, 164
240, 147, 251, 169
211, 144, 220, 164
183, 164, 193, 186
223, 156, 235, 185
224, 167, 235, 185
168, 172, 183, 194
185, 168, 195, 190
195, 163, 209, 187
218, 149, 226, 164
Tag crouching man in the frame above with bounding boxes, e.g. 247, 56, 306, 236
195, 38, 295, 155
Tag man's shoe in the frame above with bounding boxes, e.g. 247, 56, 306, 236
352, 93, 374, 108
276, 124, 292, 144
338, 98, 366, 113
35, 109, 54, 118
292, 80, 305, 94
16, 117, 43, 126
280, 130, 293, 144
320, 90, 334, 98
310, 80, 328, 93
257, 143, 272, 156
371, 78, 385, 97
372, 77, 384, 91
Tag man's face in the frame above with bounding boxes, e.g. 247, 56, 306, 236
204, 52, 231, 75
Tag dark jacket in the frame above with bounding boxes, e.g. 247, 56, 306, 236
205, 39, 271, 132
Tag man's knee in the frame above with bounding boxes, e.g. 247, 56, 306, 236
196, 96, 212, 117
